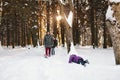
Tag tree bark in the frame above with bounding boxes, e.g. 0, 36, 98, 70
56, 0, 74, 53
89, 0, 95, 49
106, 21, 120, 64
106, 2, 120, 64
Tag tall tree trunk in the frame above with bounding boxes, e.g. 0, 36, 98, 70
103, 11, 107, 48
60, 20, 65, 47
6, 20, 10, 47
106, 21, 120, 64
89, 0, 95, 49
95, 21, 98, 47
106, 2, 120, 64
56, 0, 74, 53
46, 1, 50, 32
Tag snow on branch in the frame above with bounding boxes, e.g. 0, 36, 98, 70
59, 0, 63, 3
65, 11, 73, 27
64, 0, 74, 27
106, 0, 120, 24
110, 0, 120, 3
60, 0, 73, 4
69, 43, 78, 55
60, 0, 65, 5
106, 5, 116, 22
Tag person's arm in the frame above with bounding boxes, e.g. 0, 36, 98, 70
51, 36, 54, 46
69, 56, 73, 63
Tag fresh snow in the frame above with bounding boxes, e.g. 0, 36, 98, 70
0, 45, 120, 80
106, 0, 120, 22
106, 6, 116, 22
110, 0, 120, 3
65, 11, 73, 27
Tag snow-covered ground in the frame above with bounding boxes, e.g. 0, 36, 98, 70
0, 45, 120, 80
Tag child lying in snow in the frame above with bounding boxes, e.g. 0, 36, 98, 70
69, 54, 89, 66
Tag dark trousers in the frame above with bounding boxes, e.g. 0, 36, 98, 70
78, 59, 87, 65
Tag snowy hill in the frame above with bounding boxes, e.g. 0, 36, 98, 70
0, 46, 120, 80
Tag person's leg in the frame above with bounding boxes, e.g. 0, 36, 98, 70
48, 48, 51, 56
85, 59, 89, 64
78, 59, 86, 65
51, 48, 53, 55
45, 47, 48, 57
80, 59, 89, 67
52, 48, 55, 55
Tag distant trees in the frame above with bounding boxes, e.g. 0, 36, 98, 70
0, 0, 39, 47
0, 0, 112, 50
88, 0, 110, 48
55, 0, 110, 53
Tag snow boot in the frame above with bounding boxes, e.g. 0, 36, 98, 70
85, 60, 89, 64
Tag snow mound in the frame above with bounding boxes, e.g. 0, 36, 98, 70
69, 43, 78, 55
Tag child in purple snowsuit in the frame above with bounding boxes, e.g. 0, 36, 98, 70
69, 54, 89, 66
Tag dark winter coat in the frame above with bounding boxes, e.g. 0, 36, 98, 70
69, 54, 83, 64
43, 34, 53, 48
52, 39, 58, 48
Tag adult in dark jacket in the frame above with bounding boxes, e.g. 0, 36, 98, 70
51, 37, 58, 55
69, 54, 89, 66
43, 31, 53, 57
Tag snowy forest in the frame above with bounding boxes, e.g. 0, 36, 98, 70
1, 0, 120, 64
0, 0, 111, 48
0, 0, 110, 48
0, 0, 120, 80
0, 0, 120, 63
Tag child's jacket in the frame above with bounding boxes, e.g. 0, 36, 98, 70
69, 54, 82, 63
